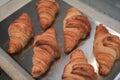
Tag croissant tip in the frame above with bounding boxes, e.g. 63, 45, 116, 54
32, 74, 39, 78
32, 73, 39, 78
32, 70, 41, 78
40, 19, 50, 29
64, 41, 70, 53
64, 49, 72, 54
96, 24, 108, 34
64, 50, 68, 54
65, 43, 76, 54
8, 48, 16, 54
99, 65, 110, 76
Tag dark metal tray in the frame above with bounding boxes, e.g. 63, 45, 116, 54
0, 0, 120, 80
0, 68, 11, 80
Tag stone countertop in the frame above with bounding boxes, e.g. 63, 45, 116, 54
0, 0, 31, 22
63, 0, 120, 34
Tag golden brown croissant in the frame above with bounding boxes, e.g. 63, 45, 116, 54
63, 8, 91, 53
36, 0, 59, 29
8, 13, 34, 54
62, 49, 97, 80
32, 28, 60, 78
93, 24, 120, 75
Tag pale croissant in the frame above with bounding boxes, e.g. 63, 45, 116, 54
62, 49, 97, 80
63, 7, 91, 53
93, 24, 120, 75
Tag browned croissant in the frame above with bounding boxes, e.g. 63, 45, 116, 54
36, 0, 59, 29
93, 24, 120, 75
8, 13, 33, 54
63, 8, 91, 53
62, 49, 97, 80
32, 28, 60, 78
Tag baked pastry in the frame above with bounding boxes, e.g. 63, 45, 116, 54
62, 49, 97, 80
63, 7, 91, 53
93, 24, 120, 75
36, 0, 59, 29
8, 13, 33, 54
32, 28, 60, 78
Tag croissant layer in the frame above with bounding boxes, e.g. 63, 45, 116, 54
32, 28, 60, 78
62, 49, 97, 80
63, 8, 91, 53
93, 24, 120, 75
36, 0, 59, 29
8, 13, 33, 54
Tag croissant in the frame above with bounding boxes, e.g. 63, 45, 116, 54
62, 49, 97, 80
32, 28, 60, 78
8, 13, 34, 54
93, 24, 120, 75
63, 8, 91, 53
36, 0, 59, 29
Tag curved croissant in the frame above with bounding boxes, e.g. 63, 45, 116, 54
62, 49, 97, 80
32, 28, 60, 78
36, 0, 59, 29
8, 13, 33, 54
63, 8, 91, 53
93, 24, 120, 75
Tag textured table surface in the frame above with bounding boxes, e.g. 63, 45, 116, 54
64, 0, 120, 34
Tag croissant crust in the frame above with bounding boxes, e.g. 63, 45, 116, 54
8, 13, 33, 54
62, 49, 97, 80
93, 24, 120, 75
32, 28, 60, 78
63, 8, 91, 53
36, 0, 59, 29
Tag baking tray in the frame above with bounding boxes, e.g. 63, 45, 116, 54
0, 0, 120, 80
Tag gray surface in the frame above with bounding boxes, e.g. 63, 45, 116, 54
0, 0, 31, 22
0, 68, 11, 80
0, 0, 10, 7
0, 0, 120, 80
0, 48, 35, 80
78, 0, 120, 21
